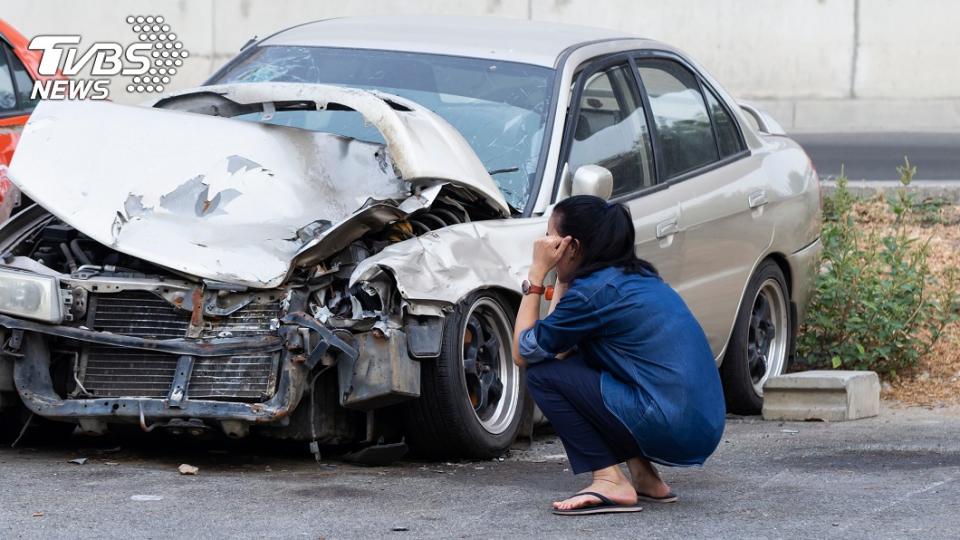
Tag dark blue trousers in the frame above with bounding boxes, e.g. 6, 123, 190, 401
526, 353, 643, 474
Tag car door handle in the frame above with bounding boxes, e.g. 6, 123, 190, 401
656, 218, 679, 239
748, 190, 768, 209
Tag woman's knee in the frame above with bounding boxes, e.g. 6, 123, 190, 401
524, 361, 549, 389
524, 353, 589, 389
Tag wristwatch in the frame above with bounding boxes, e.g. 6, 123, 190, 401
521, 279, 546, 296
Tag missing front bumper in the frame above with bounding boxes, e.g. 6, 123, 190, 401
13, 332, 306, 424
6, 311, 418, 427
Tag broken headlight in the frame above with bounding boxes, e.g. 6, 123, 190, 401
0, 267, 62, 323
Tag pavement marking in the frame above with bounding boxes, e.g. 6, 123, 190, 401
756, 470, 786, 490
836, 474, 958, 532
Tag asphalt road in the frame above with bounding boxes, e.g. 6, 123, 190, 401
791, 132, 960, 182
2, 404, 959, 539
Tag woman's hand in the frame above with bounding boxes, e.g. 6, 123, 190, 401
529, 235, 572, 283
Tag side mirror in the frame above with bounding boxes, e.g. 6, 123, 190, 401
571, 165, 613, 200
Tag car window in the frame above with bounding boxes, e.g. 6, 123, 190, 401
567, 63, 654, 197
704, 87, 743, 158
0, 45, 16, 111
637, 59, 718, 178
7, 46, 38, 111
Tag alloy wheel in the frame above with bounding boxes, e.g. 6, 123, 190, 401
461, 298, 519, 435
748, 278, 789, 395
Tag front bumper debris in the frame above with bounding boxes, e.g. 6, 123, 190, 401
8, 311, 360, 425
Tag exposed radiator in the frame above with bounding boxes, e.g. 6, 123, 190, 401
80, 347, 179, 398
80, 346, 280, 401
78, 291, 281, 400
91, 291, 279, 339
188, 354, 279, 400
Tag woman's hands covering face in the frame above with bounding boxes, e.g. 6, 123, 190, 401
531, 235, 573, 276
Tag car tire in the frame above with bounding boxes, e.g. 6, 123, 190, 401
403, 291, 530, 458
720, 259, 792, 415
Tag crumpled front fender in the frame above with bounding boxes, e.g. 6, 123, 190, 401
349, 217, 548, 306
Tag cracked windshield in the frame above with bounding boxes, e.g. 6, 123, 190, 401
215, 46, 555, 212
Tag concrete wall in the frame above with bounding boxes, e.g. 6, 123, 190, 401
4, 0, 958, 132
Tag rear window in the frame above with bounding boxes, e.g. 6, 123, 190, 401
705, 88, 744, 158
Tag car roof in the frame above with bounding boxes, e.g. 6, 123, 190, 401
260, 15, 645, 68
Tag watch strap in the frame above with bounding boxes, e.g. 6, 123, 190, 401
526, 283, 546, 295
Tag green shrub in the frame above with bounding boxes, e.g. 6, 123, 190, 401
797, 159, 960, 378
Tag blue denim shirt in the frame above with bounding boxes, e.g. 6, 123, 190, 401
519, 266, 725, 466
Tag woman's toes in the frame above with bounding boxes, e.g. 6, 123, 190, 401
554, 493, 597, 510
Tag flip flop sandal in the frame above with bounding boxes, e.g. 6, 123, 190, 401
636, 491, 679, 504
551, 491, 644, 516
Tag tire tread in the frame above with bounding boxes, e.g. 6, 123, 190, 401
403, 292, 525, 458
720, 259, 791, 415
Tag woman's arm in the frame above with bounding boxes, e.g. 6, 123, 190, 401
512, 236, 571, 367
512, 265, 547, 368
547, 280, 575, 359
548, 280, 569, 315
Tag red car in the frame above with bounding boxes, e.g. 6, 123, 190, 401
0, 19, 51, 220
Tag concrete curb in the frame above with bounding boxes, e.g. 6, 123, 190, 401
820, 180, 960, 203
762, 371, 881, 422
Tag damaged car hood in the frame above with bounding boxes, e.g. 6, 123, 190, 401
9, 84, 509, 288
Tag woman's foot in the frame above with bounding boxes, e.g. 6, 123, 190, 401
626, 457, 673, 498
552, 466, 638, 511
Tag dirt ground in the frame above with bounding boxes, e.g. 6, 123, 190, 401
848, 198, 960, 407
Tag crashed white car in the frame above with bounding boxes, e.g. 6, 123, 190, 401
0, 17, 821, 457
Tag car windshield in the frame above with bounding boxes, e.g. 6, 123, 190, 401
211, 46, 556, 212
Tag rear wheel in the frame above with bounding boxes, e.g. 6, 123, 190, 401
403, 292, 528, 458
720, 259, 792, 415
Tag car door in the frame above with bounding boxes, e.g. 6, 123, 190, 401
557, 55, 683, 282
634, 55, 773, 357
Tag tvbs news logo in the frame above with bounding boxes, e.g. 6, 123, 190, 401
29, 15, 190, 100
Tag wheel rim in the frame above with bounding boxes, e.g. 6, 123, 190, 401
460, 298, 519, 435
748, 278, 789, 395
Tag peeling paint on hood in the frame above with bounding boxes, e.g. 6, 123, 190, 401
9, 84, 510, 288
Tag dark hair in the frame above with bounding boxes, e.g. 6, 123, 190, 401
552, 195, 659, 279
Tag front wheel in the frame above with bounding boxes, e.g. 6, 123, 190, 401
403, 292, 529, 458
720, 259, 792, 415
